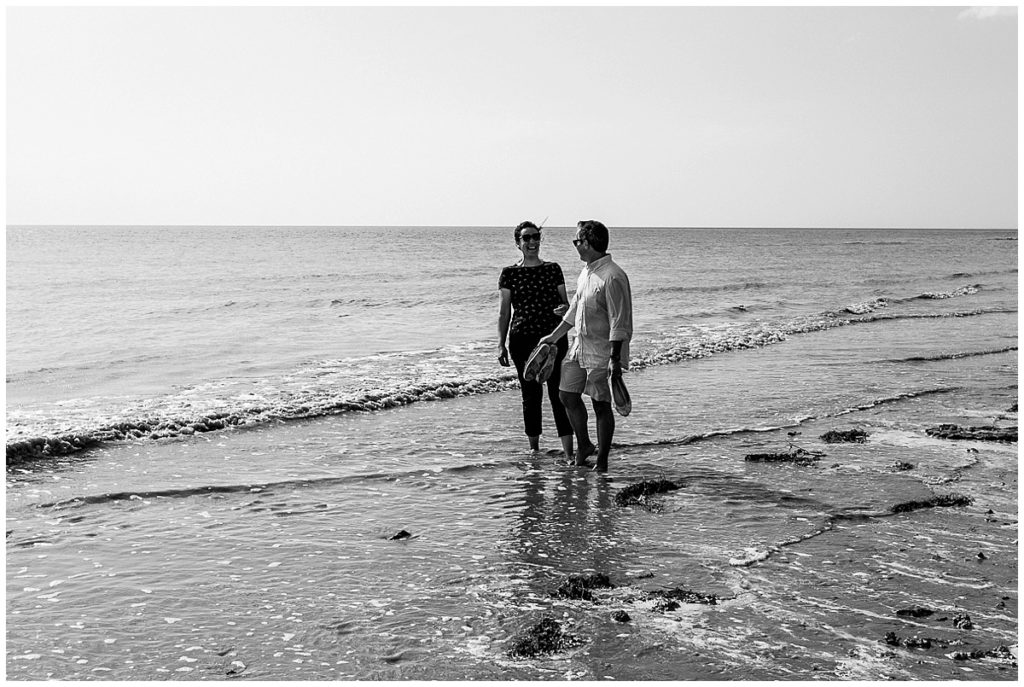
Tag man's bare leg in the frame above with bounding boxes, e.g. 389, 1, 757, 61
592, 400, 615, 473
528, 435, 540, 452
559, 391, 596, 465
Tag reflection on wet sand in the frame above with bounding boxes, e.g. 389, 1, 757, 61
511, 463, 619, 579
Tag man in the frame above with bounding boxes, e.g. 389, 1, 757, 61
538, 220, 633, 473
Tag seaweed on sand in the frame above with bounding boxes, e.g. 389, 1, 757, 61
648, 587, 720, 611
890, 493, 973, 514
953, 613, 974, 630
884, 632, 944, 649
926, 424, 1017, 442
744, 447, 824, 466
552, 573, 615, 601
820, 428, 869, 443
614, 479, 680, 507
948, 645, 1017, 663
507, 616, 583, 658
895, 606, 934, 618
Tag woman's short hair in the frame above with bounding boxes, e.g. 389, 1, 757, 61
514, 221, 539, 242
577, 220, 609, 253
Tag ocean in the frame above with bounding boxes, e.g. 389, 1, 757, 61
5, 225, 1018, 680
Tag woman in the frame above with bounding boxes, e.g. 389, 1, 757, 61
497, 221, 574, 459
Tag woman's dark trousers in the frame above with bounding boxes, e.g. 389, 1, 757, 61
508, 332, 572, 438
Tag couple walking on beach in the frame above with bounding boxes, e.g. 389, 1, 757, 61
497, 219, 633, 473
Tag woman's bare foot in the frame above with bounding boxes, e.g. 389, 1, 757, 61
574, 442, 596, 467
559, 434, 574, 462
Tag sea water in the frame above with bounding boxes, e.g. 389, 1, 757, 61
5, 226, 1018, 680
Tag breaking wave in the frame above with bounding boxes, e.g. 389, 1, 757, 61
614, 387, 960, 450
838, 284, 985, 316
888, 346, 1018, 363
645, 281, 769, 296
35, 460, 510, 510
910, 284, 981, 300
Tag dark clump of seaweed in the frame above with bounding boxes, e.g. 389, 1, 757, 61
820, 428, 869, 443
507, 616, 583, 659
949, 645, 1016, 662
744, 447, 824, 466
552, 573, 615, 601
926, 424, 1017, 442
884, 632, 945, 649
614, 479, 680, 508
891, 493, 973, 514
649, 587, 720, 611
896, 606, 934, 618
653, 598, 681, 612
887, 461, 915, 472
952, 613, 974, 630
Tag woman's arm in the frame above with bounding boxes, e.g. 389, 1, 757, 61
552, 284, 570, 324
497, 287, 512, 366
556, 284, 569, 306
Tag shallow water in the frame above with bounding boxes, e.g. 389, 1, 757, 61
7, 309, 1017, 680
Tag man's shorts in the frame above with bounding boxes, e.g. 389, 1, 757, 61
559, 357, 612, 403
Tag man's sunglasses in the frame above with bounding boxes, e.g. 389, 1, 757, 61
572, 238, 585, 246
520, 234, 542, 243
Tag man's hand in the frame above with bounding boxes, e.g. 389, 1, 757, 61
608, 357, 623, 378
498, 344, 510, 367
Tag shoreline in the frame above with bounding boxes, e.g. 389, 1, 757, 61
7, 288, 1011, 465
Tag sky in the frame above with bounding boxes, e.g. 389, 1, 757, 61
5, 4, 1018, 229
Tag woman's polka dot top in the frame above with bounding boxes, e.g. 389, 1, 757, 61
498, 262, 566, 335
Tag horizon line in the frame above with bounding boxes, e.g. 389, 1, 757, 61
6, 224, 1019, 231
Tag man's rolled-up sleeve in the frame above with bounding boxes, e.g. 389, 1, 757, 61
606, 276, 633, 341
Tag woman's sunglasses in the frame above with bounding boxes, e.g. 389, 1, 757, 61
519, 234, 542, 243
